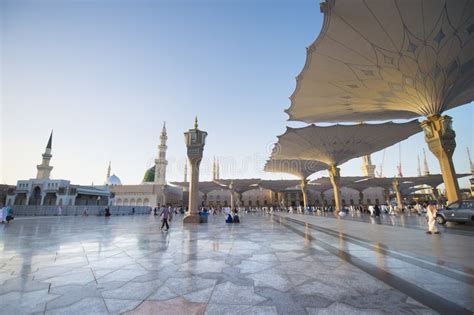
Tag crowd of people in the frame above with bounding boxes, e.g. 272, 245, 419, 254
3, 199, 444, 234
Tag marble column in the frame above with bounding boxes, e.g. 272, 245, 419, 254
184, 158, 202, 223
229, 182, 235, 209
358, 191, 364, 205
281, 193, 287, 208
202, 193, 208, 207
420, 115, 461, 203
383, 188, 391, 206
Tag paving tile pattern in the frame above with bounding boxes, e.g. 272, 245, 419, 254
0, 215, 435, 314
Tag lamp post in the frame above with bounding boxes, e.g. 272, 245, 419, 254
183, 117, 208, 224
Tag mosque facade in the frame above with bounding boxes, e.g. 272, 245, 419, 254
109, 123, 183, 208
200, 185, 385, 208
4, 128, 434, 211
5, 132, 110, 207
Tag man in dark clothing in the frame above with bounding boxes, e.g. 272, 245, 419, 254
374, 204, 381, 217
159, 207, 170, 231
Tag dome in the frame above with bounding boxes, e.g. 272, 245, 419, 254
106, 174, 122, 186
143, 166, 155, 183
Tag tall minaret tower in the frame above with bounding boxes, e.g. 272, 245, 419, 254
212, 157, 217, 180
216, 159, 220, 180
417, 155, 421, 177
155, 122, 168, 185
423, 148, 430, 176
36, 131, 54, 179
105, 161, 111, 184
361, 155, 376, 178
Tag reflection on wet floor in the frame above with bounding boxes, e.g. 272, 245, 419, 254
307, 210, 474, 235
275, 213, 474, 313
0, 214, 472, 314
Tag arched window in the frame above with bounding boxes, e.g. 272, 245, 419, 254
31, 186, 42, 205
143, 198, 149, 206
116, 198, 122, 205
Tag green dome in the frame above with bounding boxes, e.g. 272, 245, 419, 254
143, 166, 155, 182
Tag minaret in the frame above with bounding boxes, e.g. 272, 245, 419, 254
36, 131, 54, 179
417, 155, 421, 177
468, 147, 473, 171
423, 148, 430, 176
212, 157, 217, 180
396, 144, 403, 177
105, 161, 111, 184
216, 159, 220, 180
361, 154, 376, 177
154, 122, 168, 185
184, 162, 188, 183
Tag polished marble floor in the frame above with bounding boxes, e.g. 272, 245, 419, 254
308, 210, 474, 236
0, 214, 472, 314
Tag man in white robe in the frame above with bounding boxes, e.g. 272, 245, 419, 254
426, 203, 440, 234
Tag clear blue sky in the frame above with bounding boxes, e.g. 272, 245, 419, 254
1, 0, 473, 189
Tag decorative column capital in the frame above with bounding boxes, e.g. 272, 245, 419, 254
421, 115, 456, 158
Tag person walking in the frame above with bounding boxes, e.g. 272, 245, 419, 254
160, 207, 170, 231
426, 202, 440, 234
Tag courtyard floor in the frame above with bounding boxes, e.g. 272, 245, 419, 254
0, 213, 472, 314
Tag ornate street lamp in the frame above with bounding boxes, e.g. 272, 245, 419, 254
183, 117, 208, 223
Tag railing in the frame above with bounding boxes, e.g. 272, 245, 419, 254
9, 205, 151, 217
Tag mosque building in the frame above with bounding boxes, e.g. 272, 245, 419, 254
109, 123, 183, 207
4, 127, 448, 211
5, 132, 110, 206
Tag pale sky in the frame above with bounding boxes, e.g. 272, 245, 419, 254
1, 0, 473, 189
